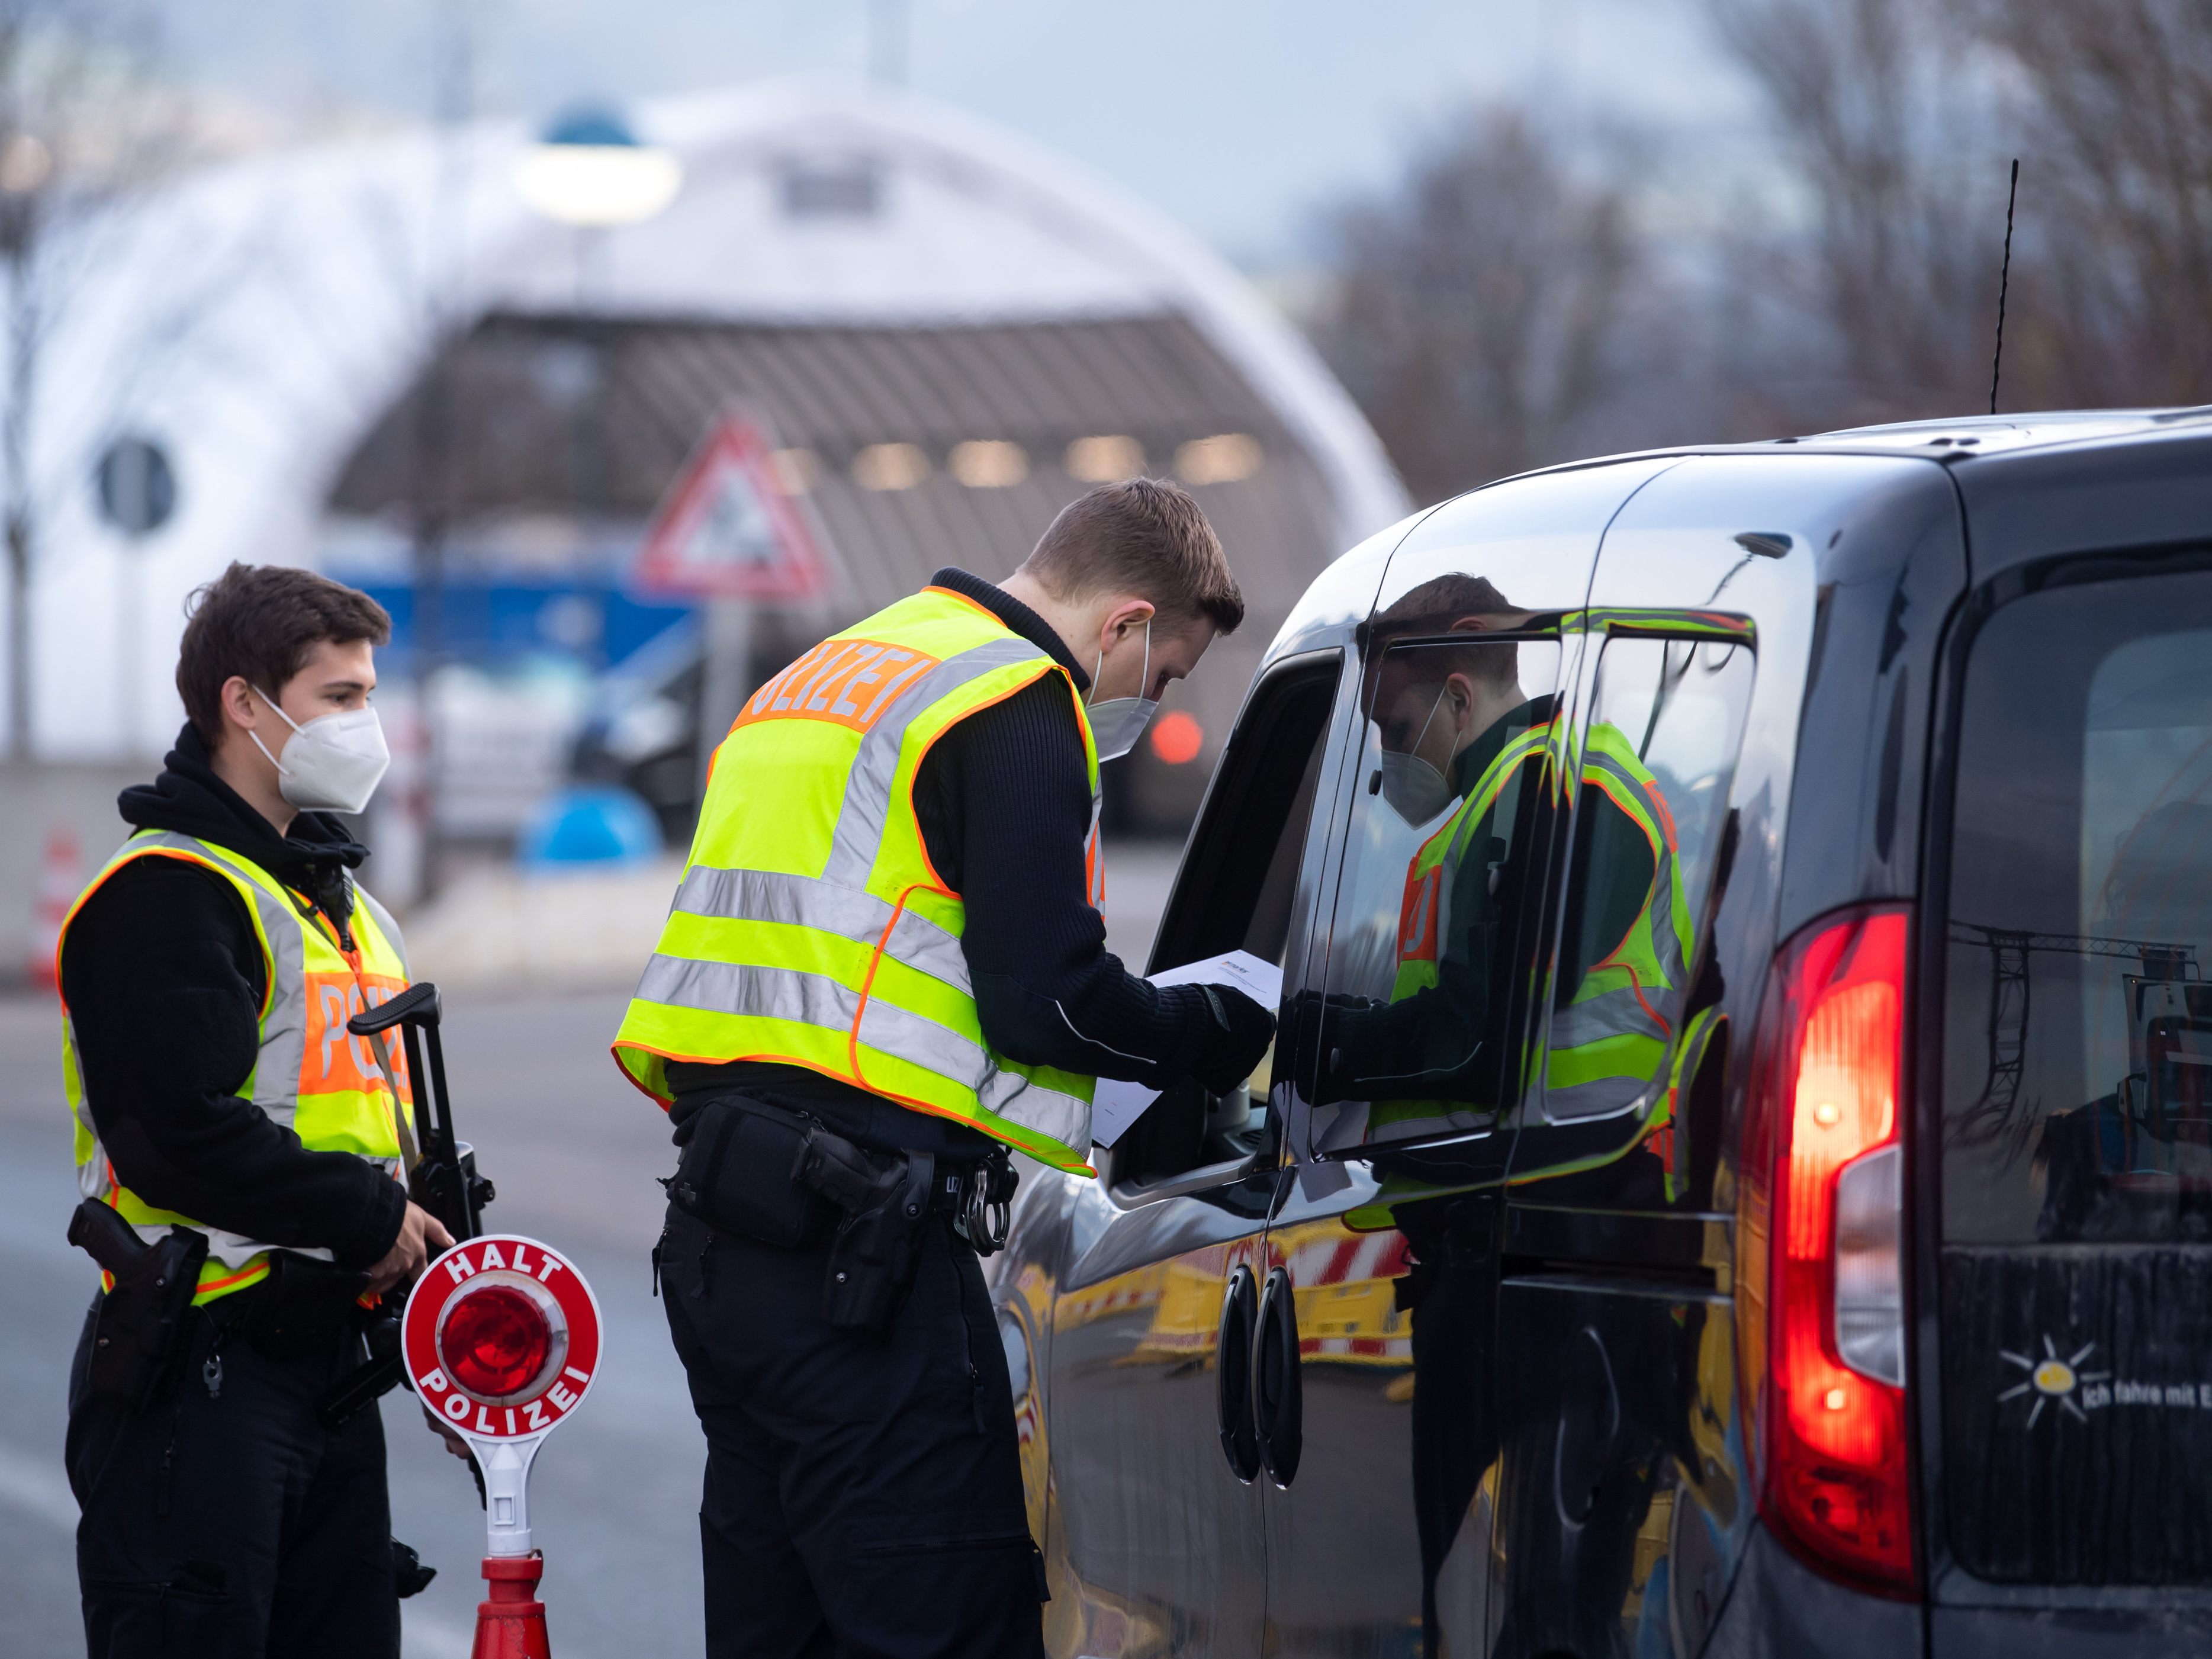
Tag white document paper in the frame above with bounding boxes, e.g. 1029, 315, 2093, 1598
1088, 950, 1284, 1149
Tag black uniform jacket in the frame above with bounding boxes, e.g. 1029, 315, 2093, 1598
59, 725, 408, 1269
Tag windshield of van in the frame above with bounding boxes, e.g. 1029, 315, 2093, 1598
1943, 570, 2212, 1244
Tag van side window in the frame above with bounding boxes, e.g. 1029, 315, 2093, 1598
1541, 632, 1753, 1123
1943, 575, 2212, 1245
1112, 655, 1339, 1188
1306, 630, 1569, 1155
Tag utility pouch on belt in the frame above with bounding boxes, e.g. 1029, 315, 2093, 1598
69, 1198, 207, 1409
806, 1134, 937, 1335
668, 1095, 827, 1249
242, 1251, 373, 1361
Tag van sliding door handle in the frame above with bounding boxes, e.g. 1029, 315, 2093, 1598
1251, 1266, 1303, 1487
1216, 1265, 1260, 1482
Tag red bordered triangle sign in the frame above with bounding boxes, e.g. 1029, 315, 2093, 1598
632, 410, 831, 601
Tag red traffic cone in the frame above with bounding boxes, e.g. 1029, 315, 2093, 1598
471, 1554, 552, 1659
27, 828, 81, 990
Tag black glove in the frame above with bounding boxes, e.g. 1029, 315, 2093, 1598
1191, 984, 1278, 1097
1285, 986, 1382, 1107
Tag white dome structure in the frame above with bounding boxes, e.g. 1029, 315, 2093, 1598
2, 79, 1407, 764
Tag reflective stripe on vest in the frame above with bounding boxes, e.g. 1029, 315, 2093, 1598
1373, 718, 1687, 1133
58, 830, 412, 1301
1388, 720, 1555, 1004
611, 586, 1104, 1173
1541, 723, 1690, 1118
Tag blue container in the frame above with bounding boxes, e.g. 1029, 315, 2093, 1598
519, 786, 664, 870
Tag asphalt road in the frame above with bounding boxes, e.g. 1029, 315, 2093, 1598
0, 840, 1179, 1657
0, 986, 695, 1659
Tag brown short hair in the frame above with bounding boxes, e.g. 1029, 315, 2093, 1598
1018, 478, 1245, 635
176, 562, 391, 744
1360, 574, 1523, 700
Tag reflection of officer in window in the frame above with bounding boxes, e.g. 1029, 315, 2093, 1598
1319, 577, 1689, 1134
1323, 580, 1697, 1655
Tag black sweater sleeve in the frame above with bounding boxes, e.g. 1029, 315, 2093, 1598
60, 859, 407, 1269
915, 677, 1228, 1086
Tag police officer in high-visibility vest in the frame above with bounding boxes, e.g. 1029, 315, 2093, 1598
59, 562, 454, 1658
616, 480, 1277, 1658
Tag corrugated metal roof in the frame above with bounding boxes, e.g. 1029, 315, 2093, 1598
331, 308, 1338, 632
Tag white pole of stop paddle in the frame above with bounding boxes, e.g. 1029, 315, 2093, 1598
469, 1433, 547, 1557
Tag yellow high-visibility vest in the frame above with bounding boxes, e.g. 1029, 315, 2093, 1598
59, 830, 414, 1304
612, 585, 1104, 1173
1541, 721, 1692, 1116
1342, 719, 1689, 1228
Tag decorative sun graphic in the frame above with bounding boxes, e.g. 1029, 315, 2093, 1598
1998, 1335, 2110, 1426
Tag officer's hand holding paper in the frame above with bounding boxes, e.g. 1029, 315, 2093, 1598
1092, 950, 1284, 1146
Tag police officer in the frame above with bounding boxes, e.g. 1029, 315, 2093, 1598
615, 480, 1278, 1658
59, 562, 452, 1657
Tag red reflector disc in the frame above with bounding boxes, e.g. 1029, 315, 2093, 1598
440, 1284, 552, 1400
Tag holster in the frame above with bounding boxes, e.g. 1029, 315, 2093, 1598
70, 1198, 207, 1410
667, 1093, 968, 1336
802, 1130, 938, 1335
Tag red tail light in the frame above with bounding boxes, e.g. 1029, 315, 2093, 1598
1739, 906, 1916, 1593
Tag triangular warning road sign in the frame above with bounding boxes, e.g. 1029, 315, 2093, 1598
632, 410, 831, 601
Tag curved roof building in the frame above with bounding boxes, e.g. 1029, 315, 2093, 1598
5, 80, 1407, 795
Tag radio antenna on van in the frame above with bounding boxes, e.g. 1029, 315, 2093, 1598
1988, 158, 2020, 416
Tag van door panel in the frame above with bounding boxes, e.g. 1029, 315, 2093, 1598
1263, 461, 1680, 1655
1489, 1277, 1738, 1658
1047, 1179, 1278, 1655
1261, 1163, 1502, 1657
1488, 456, 1872, 1653
1042, 654, 1345, 1655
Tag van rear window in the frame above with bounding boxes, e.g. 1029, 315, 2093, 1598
1943, 570, 2212, 1244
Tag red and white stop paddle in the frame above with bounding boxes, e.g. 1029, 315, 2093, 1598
403, 1234, 602, 1658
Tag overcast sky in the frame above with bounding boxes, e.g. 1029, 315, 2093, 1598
165, 0, 1761, 267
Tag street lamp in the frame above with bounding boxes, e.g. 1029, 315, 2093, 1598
512, 108, 682, 228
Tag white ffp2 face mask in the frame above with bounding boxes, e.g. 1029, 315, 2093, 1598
1086, 619, 1159, 763
1378, 684, 1459, 826
1379, 750, 1456, 826
249, 689, 391, 815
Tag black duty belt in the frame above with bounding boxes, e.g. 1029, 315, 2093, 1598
202, 1251, 371, 1361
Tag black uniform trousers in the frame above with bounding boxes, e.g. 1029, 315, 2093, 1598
658, 1204, 1046, 1659
66, 1293, 400, 1659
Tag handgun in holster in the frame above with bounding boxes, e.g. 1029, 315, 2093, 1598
69, 1198, 208, 1410
795, 1126, 939, 1335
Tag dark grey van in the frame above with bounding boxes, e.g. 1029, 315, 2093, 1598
985, 411, 2212, 1657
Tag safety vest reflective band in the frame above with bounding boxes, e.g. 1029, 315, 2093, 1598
612, 586, 1104, 1174
1374, 718, 1686, 1137
1391, 719, 1556, 1002
1542, 723, 1690, 1118
1359, 719, 1558, 1145
58, 830, 413, 1303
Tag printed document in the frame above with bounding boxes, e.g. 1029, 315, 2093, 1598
1089, 950, 1284, 1148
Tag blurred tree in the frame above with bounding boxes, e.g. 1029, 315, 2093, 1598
0, 0, 188, 760
1706, 0, 2004, 426
1309, 109, 1643, 505
1950, 0, 2212, 408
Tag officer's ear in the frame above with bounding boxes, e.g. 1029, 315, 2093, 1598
1442, 671, 1479, 735
217, 676, 266, 747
